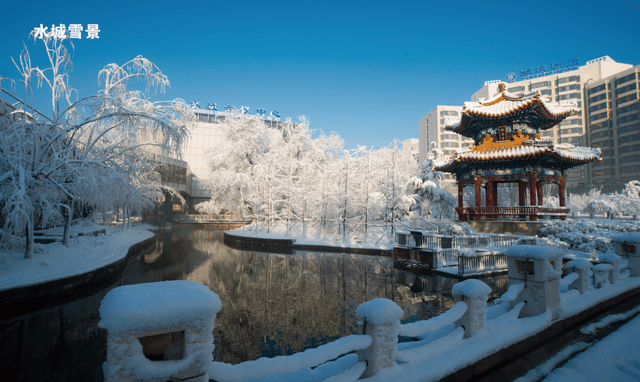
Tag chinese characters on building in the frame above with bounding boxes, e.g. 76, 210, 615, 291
504, 58, 580, 82
190, 102, 281, 120
32, 24, 100, 39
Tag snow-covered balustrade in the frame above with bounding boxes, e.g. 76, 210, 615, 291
356, 298, 404, 378
99, 281, 222, 382
437, 248, 459, 267
488, 234, 528, 248
453, 235, 490, 249
613, 234, 640, 277
457, 250, 506, 276
505, 245, 564, 319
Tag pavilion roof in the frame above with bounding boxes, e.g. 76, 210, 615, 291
434, 138, 601, 173
444, 90, 580, 137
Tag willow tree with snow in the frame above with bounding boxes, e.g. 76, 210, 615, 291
405, 142, 456, 220
0, 34, 192, 258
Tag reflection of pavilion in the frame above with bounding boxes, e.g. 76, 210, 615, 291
435, 83, 601, 221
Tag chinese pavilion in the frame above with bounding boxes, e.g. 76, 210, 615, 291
434, 83, 601, 221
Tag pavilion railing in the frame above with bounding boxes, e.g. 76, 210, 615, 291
456, 206, 570, 220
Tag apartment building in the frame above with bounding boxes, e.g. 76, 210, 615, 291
585, 65, 640, 193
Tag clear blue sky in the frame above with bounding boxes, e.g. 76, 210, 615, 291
1, 0, 639, 150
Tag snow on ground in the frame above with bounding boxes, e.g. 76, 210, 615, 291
0, 223, 155, 292
539, 312, 640, 382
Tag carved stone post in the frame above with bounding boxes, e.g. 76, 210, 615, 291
566, 258, 593, 293
99, 281, 222, 382
599, 252, 623, 284
356, 298, 404, 378
452, 279, 491, 338
593, 264, 613, 288
505, 245, 564, 319
613, 234, 640, 277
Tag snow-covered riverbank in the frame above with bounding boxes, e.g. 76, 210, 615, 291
0, 224, 155, 292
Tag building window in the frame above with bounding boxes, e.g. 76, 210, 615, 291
591, 111, 608, 121
589, 103, 608, 114
440, 110, 459, 117
616, 83, 637, 97
617, 104, 639, 115
620, 166, 640, 174
616, 94, 638, 106
588, 84, 607, 96
591, 120, 612, 130
559, 136, 584, 144
618, 124, 640, 135
589, 93, 608, 104
614, 72, 637, 87
618, 133, 640, 145
591, 130, 613, 139
593, 169, 614, 176
557, 75, 580, 85
591, 140, 612, 148
559, 93, 581, 100
561, 127, 583, 135
531, 81, 551, 90
539, 89, 552, 96
559, 118, 582, 126
619, 144, 640, 154
619, 155, 640, 164
542, 130, 554, 137
508, 86, 525, 92
558, 84, 581, 92
618, 113, 640, 125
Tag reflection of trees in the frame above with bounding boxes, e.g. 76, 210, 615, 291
122, 228, 507, 365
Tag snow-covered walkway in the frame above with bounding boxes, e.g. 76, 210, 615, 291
524, 311, 640, 382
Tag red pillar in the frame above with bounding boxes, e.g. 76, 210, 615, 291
558, 177, 566, 207
518, 181, 526, 207
528, 173, 537, 221
537, 180, 543, 206
475, 176, 482, 221
486, 181, 494, 207
458, 182, 463, 209
492, 182, 499, 207
559, 177, 567, 221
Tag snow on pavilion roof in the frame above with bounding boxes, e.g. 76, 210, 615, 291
444, 90, 580, 135
434, 137, 601, 173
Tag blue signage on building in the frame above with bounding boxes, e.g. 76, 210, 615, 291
505, 58, 580, 82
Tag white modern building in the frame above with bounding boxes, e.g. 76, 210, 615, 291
402, 138, 420, 163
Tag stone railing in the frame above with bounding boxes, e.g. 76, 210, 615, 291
100, 237, 640, 382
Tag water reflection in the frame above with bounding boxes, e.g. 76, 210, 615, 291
122, 227, 508, 364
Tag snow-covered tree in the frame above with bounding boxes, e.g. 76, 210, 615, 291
405, 143, 456, 219
585, 181, 640, 217
0, 34, 192, 257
